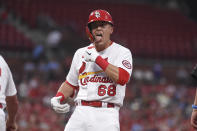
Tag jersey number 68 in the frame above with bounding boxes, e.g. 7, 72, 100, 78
98, 85, 116, 96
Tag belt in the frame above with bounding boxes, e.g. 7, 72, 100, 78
77, 100, 115, 108
0, 103, 2, 109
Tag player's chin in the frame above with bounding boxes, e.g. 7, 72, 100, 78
94, 40, 103, 46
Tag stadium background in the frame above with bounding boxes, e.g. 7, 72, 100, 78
0, 0, 197, 130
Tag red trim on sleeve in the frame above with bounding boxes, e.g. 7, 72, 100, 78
95, 56, 109, 71
88, 46, 95, 49
117, 68, 130, 86
65, 80, 79, 98
65, 80, 79, 90
55, 92, 65, 102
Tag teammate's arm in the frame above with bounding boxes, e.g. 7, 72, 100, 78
3, 56, 19, 131
6, 95, 18, 131
193, 90, 197, 105
191, 90, 197, 129
191, 64, 197, 129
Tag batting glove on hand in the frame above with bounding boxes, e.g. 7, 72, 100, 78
84, 47, 99, 62
51, 96, 70, 113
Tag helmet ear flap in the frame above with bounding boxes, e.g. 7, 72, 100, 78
86, 26, 94, 42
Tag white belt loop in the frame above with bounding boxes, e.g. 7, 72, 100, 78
102, 102, 107, 108
76, 100, 81, 106
114, 105, 120, 110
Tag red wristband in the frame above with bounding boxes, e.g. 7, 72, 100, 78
95, 56, 109, 71
55, 92, 65, 102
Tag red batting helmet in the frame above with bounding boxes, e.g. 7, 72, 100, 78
86, 9, 113, 42
87, 9, 113, 25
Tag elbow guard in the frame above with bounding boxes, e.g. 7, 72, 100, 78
117, 68, 130, 85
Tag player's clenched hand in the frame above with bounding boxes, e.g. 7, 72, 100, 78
191, 110, 197, 129
84, 47, 99, 62
6, 119, 17, 131
51, 96, 70, 113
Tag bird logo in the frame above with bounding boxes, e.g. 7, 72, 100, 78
95, 11, 100, 18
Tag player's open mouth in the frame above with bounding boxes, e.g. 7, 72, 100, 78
94, 33, 103, 42
96, 34, 102, 37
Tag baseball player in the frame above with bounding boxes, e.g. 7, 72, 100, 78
0, 55, 18, 131
51, 9, 133, 131
191, 64, 197, 129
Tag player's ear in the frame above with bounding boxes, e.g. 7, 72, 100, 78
110, 26, 113, 34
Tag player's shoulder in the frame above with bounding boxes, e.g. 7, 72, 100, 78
0, 55, 4, 60
113, 42, 131, 53
74, 43, 92, 55
72, 43, 92, 60
0, 55, 8, 66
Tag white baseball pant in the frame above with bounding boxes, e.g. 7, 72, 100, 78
64, 106, 120, 131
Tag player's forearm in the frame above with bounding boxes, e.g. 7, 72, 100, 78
95, 56, 129, 85
105, 64, 119, 82
57, 82, 74, 100
6, 95, 18, 122
95, 56, 118, 82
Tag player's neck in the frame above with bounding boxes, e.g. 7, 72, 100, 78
95, 40, 112, 52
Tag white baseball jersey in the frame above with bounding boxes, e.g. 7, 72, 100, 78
0, 55, 17, 107
66, 42, 132, 106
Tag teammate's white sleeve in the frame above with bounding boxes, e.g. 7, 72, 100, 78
114, 48, 133, 76
5, 60, 17, 96
66, 49, 80, 86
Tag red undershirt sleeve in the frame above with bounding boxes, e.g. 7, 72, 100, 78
117, 67, 130, 86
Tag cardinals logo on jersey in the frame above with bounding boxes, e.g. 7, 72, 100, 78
78, 57, 113, 86
80, 75, 113, 86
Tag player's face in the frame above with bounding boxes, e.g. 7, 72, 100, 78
90, 21, 113, 49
